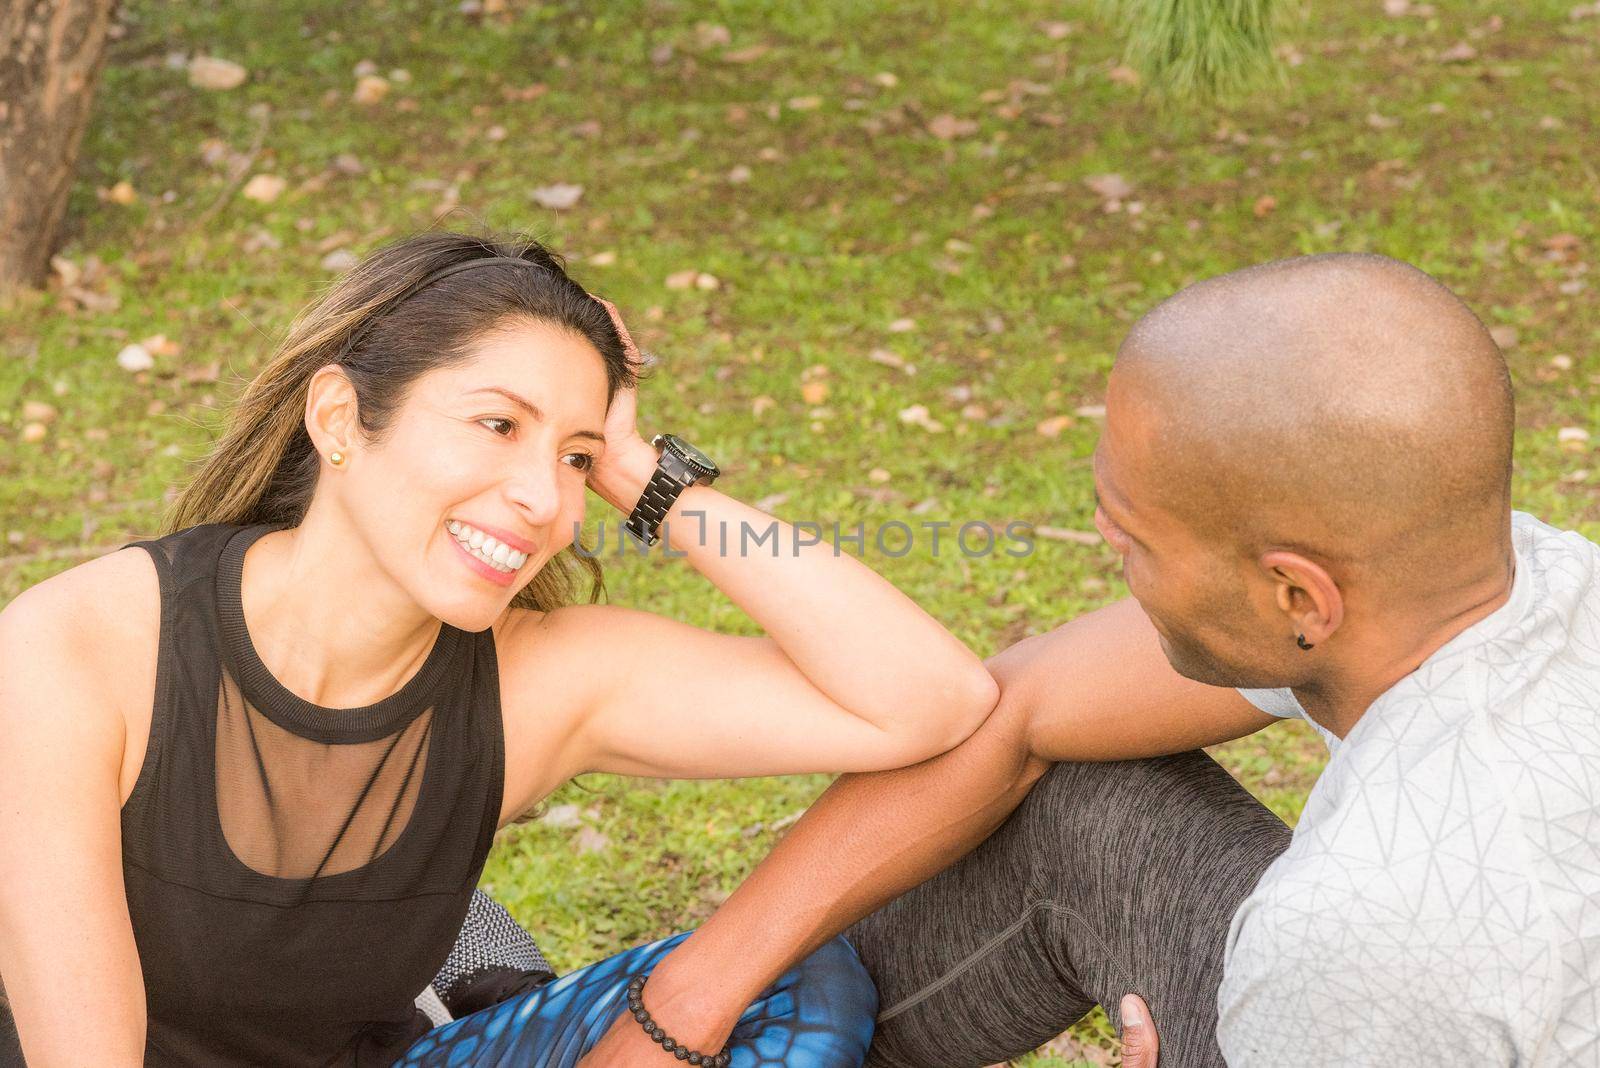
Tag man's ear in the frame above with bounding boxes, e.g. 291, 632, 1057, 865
1258, 550, 1344, 647
305, 364, 360, 462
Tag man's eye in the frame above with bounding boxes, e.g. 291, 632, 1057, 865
562, 453, 594, 472
479, 417, 516, 436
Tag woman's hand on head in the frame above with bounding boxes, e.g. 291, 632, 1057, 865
587, 296, 659, 513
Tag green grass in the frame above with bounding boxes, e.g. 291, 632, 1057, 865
4, 0, 1598, 1061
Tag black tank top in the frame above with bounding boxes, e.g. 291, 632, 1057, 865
120, 522, 505, 1066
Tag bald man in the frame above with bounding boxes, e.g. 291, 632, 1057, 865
579, 255, 1600, 1067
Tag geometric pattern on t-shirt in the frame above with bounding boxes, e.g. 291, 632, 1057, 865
1221, 512, 1600, 1066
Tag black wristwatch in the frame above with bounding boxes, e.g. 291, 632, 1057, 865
623, 433, 720, 547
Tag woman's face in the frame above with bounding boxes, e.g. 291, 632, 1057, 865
338, 318, 610, 631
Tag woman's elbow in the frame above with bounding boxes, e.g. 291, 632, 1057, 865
955, 666, 1002, 739
893, 667, 1001, 764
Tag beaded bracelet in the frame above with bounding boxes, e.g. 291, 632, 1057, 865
625, 974, 732, 1067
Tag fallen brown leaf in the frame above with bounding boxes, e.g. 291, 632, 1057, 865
22, 401, 58, 424
140, 334, 182, 357
1489, 325, 1519, 349
1035, 415, 1073, 438
1084, 173, 1135, 200
927, 114, 979, 140
531, 183, 584, 210
721, 44, 770, 64
898, 405, 945, 433
116, 344, 154, 372
868, 348, 910, 372
241, 174, 286, 203
353, 75, 390, 104
695, 22, 731, 48
49, 256, 81, 288
320, 249, 359, 272
188, 55, 247, 91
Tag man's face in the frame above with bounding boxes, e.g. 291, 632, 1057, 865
1092, 374, 1285, 688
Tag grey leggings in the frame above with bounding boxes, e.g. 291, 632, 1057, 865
844, 751, 1292, 1068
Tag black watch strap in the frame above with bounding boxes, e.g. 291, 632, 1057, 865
624, 467, 691, 547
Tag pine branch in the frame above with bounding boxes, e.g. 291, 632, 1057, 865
1101, 0, 1284, 101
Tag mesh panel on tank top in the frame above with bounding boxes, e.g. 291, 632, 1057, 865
213, 525, 462, 889
215, 670, 433, 880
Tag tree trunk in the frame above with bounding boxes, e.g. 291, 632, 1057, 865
0, 0, 118, 294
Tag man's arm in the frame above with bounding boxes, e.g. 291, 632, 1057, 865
578, 598, 1277, 1063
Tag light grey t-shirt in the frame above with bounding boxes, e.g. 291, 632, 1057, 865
1219, 511, 1600, 1066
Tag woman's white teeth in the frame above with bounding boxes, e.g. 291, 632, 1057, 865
446, 521, 528, 573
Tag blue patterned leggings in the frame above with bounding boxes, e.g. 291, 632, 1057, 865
394, 931, 877, 1068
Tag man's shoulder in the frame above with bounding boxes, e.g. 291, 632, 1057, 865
1242, 715, 1551, 953
1509, 510, 1600, 640
1512, 508, 1600, 558
1491, 512, 1600, 758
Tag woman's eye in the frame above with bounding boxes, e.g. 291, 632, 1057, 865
479, 417, 516, 437
562, 453, 595, 473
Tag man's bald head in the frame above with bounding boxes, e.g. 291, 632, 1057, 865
1107, 253, 1513, 603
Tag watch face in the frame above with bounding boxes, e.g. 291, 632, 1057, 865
660, 434, 719, 477
678, 440, 716, 470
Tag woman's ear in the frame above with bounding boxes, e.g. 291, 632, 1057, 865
305, 364, 360, 462
1259, 550, 1345, 647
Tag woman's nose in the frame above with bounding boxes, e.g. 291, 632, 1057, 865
503, 464, 563, 527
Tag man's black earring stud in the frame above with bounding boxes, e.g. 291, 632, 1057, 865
1296, 634, 1315, 650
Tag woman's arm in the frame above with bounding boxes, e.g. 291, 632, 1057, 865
509, 466, 1001, 791
515, 306, 997, 791
0, 580, 146, 1067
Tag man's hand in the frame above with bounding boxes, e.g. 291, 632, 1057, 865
575, 1013, 680, 1067
1120, 993, 1160, 1067
575, 994, 735, 1068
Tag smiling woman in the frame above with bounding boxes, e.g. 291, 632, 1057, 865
165, 235, 632, 618
0, 231, 998, 1068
